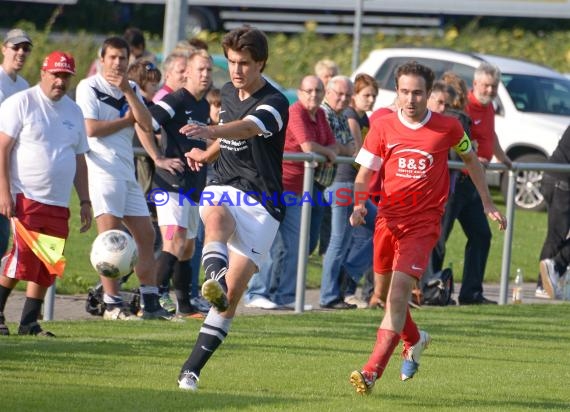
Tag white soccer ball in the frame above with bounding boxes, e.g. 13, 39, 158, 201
90, 230, 138, 279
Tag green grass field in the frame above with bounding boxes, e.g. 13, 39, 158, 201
1, 304, 569, 411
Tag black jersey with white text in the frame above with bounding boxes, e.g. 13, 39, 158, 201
212, 80, 289, 221
150, 88, 210, 157
150, 88, 210, 194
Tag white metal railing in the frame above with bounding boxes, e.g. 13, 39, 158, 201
284, 155, 570, 311
449, 160, 570, 304
43, 152, 570, 318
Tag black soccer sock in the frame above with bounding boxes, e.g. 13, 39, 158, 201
140, 285, 160, 312
19, 297, 43, 326
0, 284, 13, 313
202, 242, 228, 290
156, 251, 178, 294
173, 259, 192, 313
180, 310, 233, 375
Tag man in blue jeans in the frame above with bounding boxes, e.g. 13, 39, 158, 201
341, 198, 377, 305
319, 75, 358, 309
245, 75, 337, 309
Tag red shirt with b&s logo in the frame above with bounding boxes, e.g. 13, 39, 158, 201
357, 109, 467, 220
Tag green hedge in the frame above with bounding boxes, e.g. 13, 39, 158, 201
13, 21, 570, 91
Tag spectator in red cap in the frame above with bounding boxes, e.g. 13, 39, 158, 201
0, 51, 92, 337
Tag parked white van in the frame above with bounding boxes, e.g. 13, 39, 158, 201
353, 47, 570, 211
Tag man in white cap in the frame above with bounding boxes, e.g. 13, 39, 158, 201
0, 51, 92, 337
0, 28, 33, 263
1, 29, 32, 103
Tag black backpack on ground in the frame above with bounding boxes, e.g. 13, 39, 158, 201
421, 267, 455, 306
85, 272, 141, 316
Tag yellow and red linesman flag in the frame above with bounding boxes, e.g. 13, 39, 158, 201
12, 218, 67, 277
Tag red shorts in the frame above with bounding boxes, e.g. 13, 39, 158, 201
373, 215, 440, 279
2, 194, 69, 287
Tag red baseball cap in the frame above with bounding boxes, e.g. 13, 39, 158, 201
41, 51, 76, 75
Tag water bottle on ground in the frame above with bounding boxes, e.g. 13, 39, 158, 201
512, 268, 523, 304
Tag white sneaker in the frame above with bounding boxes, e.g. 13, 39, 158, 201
244, 296, 278, 309
344, 295, 369, 309
280, 302, 313, 311
534, 286, 550, 299
400, 330, 431, 381
178, 370, 199, 391
103, 307, 142, 321
539, 259, 561, 299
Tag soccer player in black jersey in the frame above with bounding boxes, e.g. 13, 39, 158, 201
176, 26, 289, 391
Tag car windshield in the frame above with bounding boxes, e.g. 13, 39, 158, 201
502, 74, 570, 115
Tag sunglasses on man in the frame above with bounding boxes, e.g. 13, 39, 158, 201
8, 43, 32, 53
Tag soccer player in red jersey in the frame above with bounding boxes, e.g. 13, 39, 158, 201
348, 61, 507, 395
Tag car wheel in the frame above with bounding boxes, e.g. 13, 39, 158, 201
500, 153, 547, 212
186, 6, 218, 37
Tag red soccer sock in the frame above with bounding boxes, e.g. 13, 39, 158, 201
363, 328, 400, 378
400, 308, 420, 352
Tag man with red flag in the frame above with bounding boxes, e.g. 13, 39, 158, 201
0, 51, 91, 337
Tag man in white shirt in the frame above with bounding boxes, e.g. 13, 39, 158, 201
75, 36, 184, 321
0, 51, 92, 337
0, 29, 32, 104
0, 28, 33, 262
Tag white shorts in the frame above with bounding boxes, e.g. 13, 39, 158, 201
90, 178, 150, 218
199, 185, 279, 269
156, 191, 199, 239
